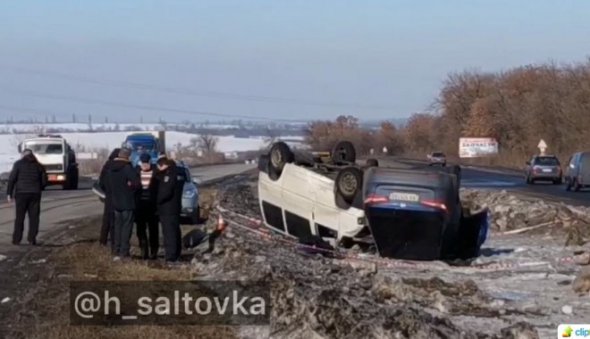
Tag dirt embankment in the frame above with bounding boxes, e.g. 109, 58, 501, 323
6, 174, 590, 338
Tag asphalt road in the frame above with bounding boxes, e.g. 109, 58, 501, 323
389, 158, 590, 207
0, 163, 256, 256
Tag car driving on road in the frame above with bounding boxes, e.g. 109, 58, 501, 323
524, 155, 562, 184
427, 152, 447, 166
564, 152, 590, 192
257, 141, 488, 261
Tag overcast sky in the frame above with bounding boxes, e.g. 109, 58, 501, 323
0, 0, 589, 123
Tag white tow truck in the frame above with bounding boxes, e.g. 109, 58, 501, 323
18, 135, 79, 190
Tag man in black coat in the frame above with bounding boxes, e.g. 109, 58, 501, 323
6, 149, 48, 245
155, 156, 184, 262
135, 153, 159, 259
98, 148, 120, 248
106, 148, 141, 259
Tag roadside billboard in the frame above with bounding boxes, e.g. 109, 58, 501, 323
459, 138, 498, 158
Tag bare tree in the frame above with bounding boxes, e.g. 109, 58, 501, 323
197, 134, 219, 154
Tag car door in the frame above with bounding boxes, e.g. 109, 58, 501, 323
581, 153, 590, 185
525, 156, 534, 176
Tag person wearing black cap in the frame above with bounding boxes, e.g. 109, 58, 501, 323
6, 149, 48, 245
98, 147, 120, 247
154, 156, 184, 262
135, 153, 159, 259
106, 147, 141, 260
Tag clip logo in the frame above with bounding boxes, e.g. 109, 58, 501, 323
559, 325, 590, 338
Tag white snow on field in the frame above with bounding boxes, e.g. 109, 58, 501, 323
0, 123, 252, 133
0, 131, 303, 173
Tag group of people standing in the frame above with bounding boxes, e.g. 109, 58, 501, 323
98, 148, 184, 262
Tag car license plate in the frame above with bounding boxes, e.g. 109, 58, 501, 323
389, 192, 419, 202
542, 169, 552, 173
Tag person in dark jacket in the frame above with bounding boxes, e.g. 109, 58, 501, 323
106, 148, 141, 259
155, 156, 184, 262
135, 153, 159, 259
98, 148, 120, 247
6, 149, 48, 245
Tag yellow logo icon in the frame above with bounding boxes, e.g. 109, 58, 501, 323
563, 325, 573, 337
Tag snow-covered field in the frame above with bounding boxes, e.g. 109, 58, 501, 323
0, 131, 303, 173
0, 123, 239, 133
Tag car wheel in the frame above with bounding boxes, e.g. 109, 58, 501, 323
365, 158, 379, 167
268, 141, 294, 180
553, 177, 562, 185
331, 141, 356, 164
335, 166, 363, 203
573, 179, 581, 192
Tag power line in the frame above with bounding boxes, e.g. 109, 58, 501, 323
0, 86, 308, 122
2, 66, 398, 111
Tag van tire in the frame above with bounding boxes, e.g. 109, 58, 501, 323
335, 167, 363, 202
268, 142, 294, 180
331, 141, 356, 164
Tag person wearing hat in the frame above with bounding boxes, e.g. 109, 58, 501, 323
154, 155, 184, 262
6, 149, 48, 245
105, 147, 141, 260
98, 147, 120, 247
135, 153, 159, 259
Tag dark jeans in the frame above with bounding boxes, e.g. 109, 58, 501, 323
160, 214, 181, 262
113, 210, 134, 257
100, 198, 114, 247
136, 202, 159, 258
13, 193, 41, 244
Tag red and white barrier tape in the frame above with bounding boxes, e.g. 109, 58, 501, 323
215, 205, 580, 272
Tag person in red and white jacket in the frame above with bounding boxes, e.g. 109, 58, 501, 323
135, 153, 159, 260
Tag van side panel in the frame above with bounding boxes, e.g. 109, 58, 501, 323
279, 165, 315, 236
258, 172, 288, 235
311, 168, 366, 239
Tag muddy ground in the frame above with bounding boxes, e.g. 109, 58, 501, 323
2, 172, 590, 338
213, 175, 590, 338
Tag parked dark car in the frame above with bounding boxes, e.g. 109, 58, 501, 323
564, 152, 590, 191
524, 155, 562, 184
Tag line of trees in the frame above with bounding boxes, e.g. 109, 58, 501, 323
305, 58, 590, 166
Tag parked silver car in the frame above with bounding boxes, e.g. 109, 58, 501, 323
92, 160, 200, 224
524, 155, 562, 184
176, 161, 200, 224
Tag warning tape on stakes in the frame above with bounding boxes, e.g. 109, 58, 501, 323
215, 205, 580, 273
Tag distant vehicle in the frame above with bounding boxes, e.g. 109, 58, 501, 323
18, 135, 79, 189
257, 141, 488, 261
564, 152, 590, 191
524, 155, 562, 185
427, 152, 446, 166
122, 131, 166, 166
